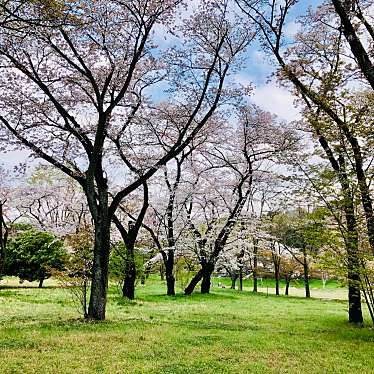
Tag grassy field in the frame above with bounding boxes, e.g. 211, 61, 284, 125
0, 277, 373, 373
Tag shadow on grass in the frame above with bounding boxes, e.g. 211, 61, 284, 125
0, 285, 62, 290
134, 290, 242, 304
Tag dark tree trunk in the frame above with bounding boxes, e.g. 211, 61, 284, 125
331, 0, 374, 90
275, 268, 280, 296
303, 252, 310, 298
0, 201, 8, 276
88, 219, 111, 320
338, 155, 363, 324
285, 278, 290, 296
83, 279, 88, 318
160, 263, 165, 281
347, 254, 363, 324
272, 251, 280, 296
122, 263, 136, 300
253, 238, 258, 292
231, 274, 237, 290
239, 269, 243, 291
345, 134, 374, 256
122, 238, 136, 300
201, 273, 211, 294
184, 268, 203, 295
166, 273, 175, 296
122, 272, 135, 299
165, 250, 175, 296
38, 278, 44, 288
201, 262, 214, 294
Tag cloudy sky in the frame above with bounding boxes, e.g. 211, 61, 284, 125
0, 0, 322, 172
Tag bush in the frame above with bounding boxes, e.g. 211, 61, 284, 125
4, 229, 66, 287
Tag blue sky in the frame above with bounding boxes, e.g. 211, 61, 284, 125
0, 0, 323, 171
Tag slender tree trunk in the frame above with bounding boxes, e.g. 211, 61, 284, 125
272, 251, 280, 296
275, 266, 280, 296
303, 255, 310, 298
88, 220, 111, 320
345, 207, 363, 324
338, 156, 363, 324
83, 279, 88, 318
38, 278, 44, 288
160, 263, 165, 281
285, 278, 290, 296
239, 268, 243, 291
231, 274, 237, 290
253, 238, 258, 292
122, 249, 136, 300
315, 135, 363, 323
348, 138, 374, 256
0, 202, 8, 276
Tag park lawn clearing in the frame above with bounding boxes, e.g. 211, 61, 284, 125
0, 278, 373, 373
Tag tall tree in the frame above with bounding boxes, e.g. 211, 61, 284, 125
184, 106, 297, 294
237, 0, 366, 324
0, 0, 251, 319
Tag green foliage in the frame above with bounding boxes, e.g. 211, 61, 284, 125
175, 257, 199, 291
272, 208, 338, 255
4, 229, 66, 286
109, 243, 146, 284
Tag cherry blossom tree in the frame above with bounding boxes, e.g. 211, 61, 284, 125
184, 105, 298, 294
0, 0, 252, 319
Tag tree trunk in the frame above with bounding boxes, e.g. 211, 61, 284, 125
0, 201, 8, 276
312, 139, 363, 323
239, 269, 243, 291
38, 278, 44, 288
165, 250, 175, 296
273, 253, 280, 296
253, 239, 258, 293
201, 262, 214, 294
166, 273, 175, 296
88, 220, 111, 320
83, 279, 88, 318
160, 263, 165, 281
303, 252, 310, 298
122, 268, 136, 300
184, 268, 203, 295
201, 272, 211, 293
275, 267, 280, 296
285, 278, 290, 296
122, 241, 136, 300
348, 258, 363, 324
185, 262, 214, 295
231, 274, 237, 290
331, 0, 374, 91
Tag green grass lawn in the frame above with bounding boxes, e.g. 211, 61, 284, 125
0, 277, 373, 374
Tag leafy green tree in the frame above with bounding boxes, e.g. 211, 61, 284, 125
4, 229, 66, 287
270, 208, 334, 298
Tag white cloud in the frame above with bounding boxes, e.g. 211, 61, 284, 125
251, 82, 300, 122
283, 21, 300, 38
